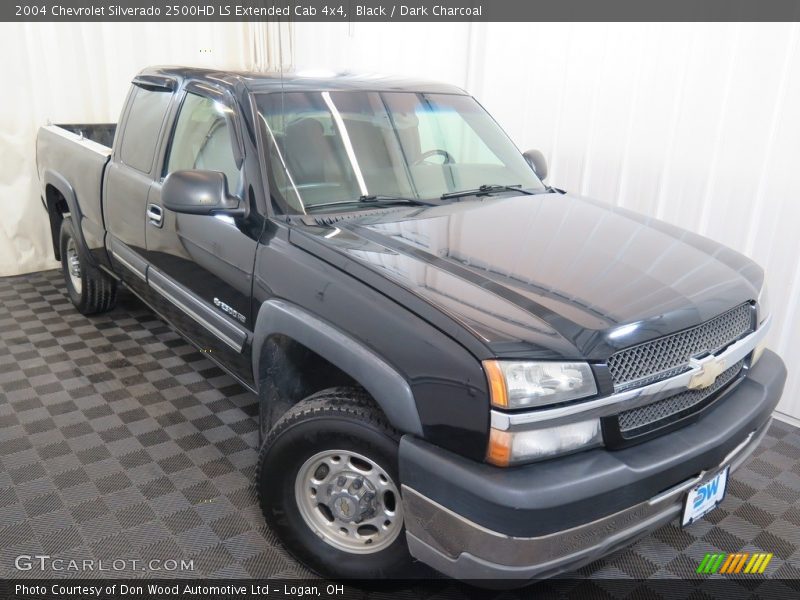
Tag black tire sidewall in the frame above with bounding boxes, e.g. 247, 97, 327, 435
259, 415, 411, 579
59, 219, 85, 308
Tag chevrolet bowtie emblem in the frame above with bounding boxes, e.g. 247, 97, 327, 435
687, 355, 727, 390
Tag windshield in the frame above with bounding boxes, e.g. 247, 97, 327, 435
256, 91, 545, 213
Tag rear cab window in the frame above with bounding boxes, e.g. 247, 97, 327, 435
118, 85, 173, 173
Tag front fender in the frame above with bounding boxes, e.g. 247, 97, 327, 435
251, 298, 423, 436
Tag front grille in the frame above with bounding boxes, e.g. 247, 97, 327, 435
617, 359, 744, 438
606, 303, 752, 391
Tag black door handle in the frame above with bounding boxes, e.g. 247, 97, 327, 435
146, 203, 163, 227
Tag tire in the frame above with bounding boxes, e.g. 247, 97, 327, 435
257, 387, 415, 579
60, 217, 117, 315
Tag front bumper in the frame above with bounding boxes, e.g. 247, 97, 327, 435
400, 349, 786, 582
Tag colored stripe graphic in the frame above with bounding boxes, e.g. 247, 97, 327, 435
745, 554, 759, 573
697, 554, 712, 573
733, 553, 749, 573
698, 552, 773, 574
697, 553, 726, 574
719, 554, 736, 573
744, 553, 773, 574
758, 554, 773, 573
719, 553, 748, 573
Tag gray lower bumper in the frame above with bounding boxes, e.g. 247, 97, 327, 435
403, 419, 769, 583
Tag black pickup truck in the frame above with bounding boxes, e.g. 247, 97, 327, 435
36, 67, 785, 583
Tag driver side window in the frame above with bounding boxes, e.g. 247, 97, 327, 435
166, 93, 241, 191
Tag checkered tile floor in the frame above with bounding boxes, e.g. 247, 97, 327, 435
1, 270, 799, 587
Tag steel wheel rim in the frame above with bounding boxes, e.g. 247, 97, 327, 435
66, 238, 82, 295
294, 449, 403, 554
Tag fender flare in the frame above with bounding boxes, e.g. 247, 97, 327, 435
42, 169, 95, 265
252, 299, 423, 436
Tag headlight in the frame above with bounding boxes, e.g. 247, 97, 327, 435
483, 360, 597, 409
487, 420, 603, 466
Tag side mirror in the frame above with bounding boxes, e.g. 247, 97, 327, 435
162, 170, 244, 216
523, 149, 548, 181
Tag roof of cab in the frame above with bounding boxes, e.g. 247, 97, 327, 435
138, 66, 467, 95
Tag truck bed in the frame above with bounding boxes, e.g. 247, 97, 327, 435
57, 123, 117, 148
36, 124, 115, 260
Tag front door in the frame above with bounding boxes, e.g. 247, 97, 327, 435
144, 85, 258, 384
104, 80, 174, 295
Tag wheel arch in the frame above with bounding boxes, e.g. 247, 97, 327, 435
252, 299, 423, 438
42, 170, 91, 263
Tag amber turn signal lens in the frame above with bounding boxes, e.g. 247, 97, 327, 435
483, 360, 508, 408
486, 428, 512, 467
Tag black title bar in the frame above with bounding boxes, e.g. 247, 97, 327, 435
5, 0, 800, 22
4, 578, 800, 599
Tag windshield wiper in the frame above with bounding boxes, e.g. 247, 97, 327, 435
440, 184, 537, 200
359, 194, 439, 206
308, 195, 437, 212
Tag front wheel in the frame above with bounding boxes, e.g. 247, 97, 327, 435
256, 387, 415, 578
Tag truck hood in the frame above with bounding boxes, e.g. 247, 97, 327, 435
292, 192, 763, 360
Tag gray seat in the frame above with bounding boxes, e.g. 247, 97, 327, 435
284, 118, 333, 185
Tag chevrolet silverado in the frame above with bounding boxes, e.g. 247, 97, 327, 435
36, 67, 785, 583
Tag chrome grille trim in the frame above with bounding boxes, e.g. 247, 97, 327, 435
607, 303, 753, 391
617, 359, 745, 437
490, 315, 770, 432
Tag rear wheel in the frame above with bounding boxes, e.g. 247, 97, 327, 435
256, 387, 415, 578
60, 217, 117, 315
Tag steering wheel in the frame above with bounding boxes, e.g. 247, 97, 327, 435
412, 149, 454, 165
